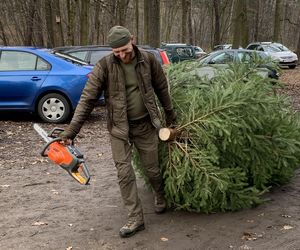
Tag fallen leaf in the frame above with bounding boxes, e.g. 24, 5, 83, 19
239, 245, 252, 250
0, 185, 10, 188
51, 189, 59, 195
282, 225, 293, 230
160, 237, 168, 242
66, 247, 72, 250
242, 232, 263, 241
32, 221, 48, 226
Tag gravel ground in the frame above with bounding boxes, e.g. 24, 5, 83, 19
0, 66, 300, 250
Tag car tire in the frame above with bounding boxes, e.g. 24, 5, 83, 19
288, 65, 296, 69
37, 93, 71, 123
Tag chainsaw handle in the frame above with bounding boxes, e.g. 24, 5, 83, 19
40, 138, 62, 157
48, 127, 65, 138
69, 162, 91, 185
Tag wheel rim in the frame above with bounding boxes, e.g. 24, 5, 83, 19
42, 97, 65, 121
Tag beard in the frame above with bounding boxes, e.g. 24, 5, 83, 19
118, 49, 135, 64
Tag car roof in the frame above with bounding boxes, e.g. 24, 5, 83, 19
212, 49, 260, 53
0, 46, 91, 69
0, 46, 46, 51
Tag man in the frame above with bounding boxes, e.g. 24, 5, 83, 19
60, 26, 176, 238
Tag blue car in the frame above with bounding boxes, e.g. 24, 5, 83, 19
0, 47, 93, 123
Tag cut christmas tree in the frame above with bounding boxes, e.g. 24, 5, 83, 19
134, 61, 300, 213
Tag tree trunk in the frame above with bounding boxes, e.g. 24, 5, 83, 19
187, 0, 193, 44
296, 7, 300, 59
213, 0, 221, 46
181, 0, 187, 43
148, 0, 160, 47
80, 0, 89, 45
0, 19, 8, 45
144, 0, 149, 44
118, 0, 130, 26
67, 0, 75, 45
254, 0, 261, 41
240, 0, 248, 47
53, 0, 64, 46
273, 0, 282, 42
135, 0, 139, 44
45, 0, 55, 47
232, 0, 248, 48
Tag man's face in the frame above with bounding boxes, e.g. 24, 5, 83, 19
112, 39, 134, 64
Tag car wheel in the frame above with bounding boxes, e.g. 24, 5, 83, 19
37, 93, 71, 123
288, 65, 296, 69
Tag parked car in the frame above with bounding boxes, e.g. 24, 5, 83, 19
197, 49, 279, 80
193, 46, 207, 58
0, 47, 92, 123
52, 45, 170, 66
246, 42, 298, 69
160, 43, 197, 63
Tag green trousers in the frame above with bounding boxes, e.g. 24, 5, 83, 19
110, 118, 164, 219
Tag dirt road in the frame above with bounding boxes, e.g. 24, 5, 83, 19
1, 68, 300, 250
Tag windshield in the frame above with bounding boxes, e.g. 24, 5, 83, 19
272, 43, 289, 51
263, 45, 281, 52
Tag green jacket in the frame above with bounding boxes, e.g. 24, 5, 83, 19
62, 45, 176, 141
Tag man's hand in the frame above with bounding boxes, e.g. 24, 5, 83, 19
165, 110, 177, 127
59, 138, 73, 146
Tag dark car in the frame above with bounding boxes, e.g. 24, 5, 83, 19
198, 49, 279, 79
193, 46, 207, 58
52, 45, 170, 66
160, 43, 197, 63
0, 47, 92, 123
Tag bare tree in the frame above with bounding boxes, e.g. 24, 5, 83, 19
80, 0, 89, 45
148, 0, 160, 47
135, 0, 139, 44
273, 0, 283, 42
181, 0, 187, 43
232, 0, 248, 48
213, 0, 221, 46
144, 0, 149, 44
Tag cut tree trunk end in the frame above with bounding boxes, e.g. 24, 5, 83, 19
159, 127, 177, 141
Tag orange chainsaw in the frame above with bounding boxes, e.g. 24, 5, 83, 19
33, 124, 90, 185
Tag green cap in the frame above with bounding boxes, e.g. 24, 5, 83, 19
107, 26, 131, 48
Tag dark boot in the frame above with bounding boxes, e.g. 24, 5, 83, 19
154, 193, 167, 214
119, 215, 145, 238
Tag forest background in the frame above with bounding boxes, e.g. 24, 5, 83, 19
1, 0, 300, 57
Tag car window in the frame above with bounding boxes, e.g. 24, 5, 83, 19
237, 52, 253, 62
69, 51, 88, 61
0, 51, 50, 71
90, 50, 112, 64
247, 45, 258, 50
211, 51, 234, 64
176, 47, 193, 58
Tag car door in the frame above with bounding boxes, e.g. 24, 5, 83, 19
0, 50, 50, 110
